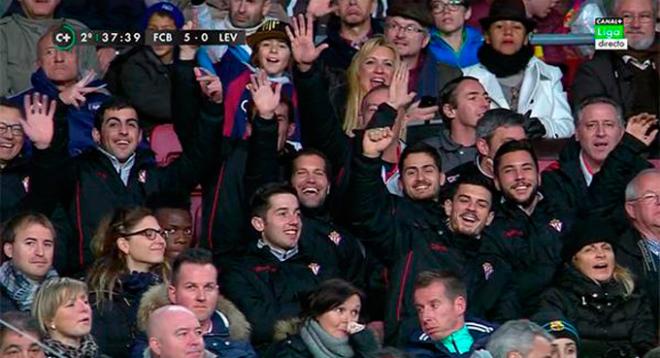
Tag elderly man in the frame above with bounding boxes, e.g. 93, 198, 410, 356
484, 320, 554, 358
0, 0, 100, 96
146, 305, 216, 358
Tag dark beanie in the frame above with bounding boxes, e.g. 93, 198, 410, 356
541, 320, 580, 348
560, 217, 618, 263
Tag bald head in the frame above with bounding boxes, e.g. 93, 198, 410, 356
147, 305, 204, 358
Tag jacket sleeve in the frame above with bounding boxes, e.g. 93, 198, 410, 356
245, 116, 280, 196
118, 56, 172, 124
537, 66, 575, 139
170, 60, 200, 151
630, 295, 657, 356
532, 287, 570, 322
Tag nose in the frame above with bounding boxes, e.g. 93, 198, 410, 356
196, 288, 207, 301
238, 0, 246, 12
595, 123, 606, 137
514, 168, 525, 180
34, 243, 45, 257
466, 200, 477, 211
54, 50, 65, 62
374, 63, 385, 74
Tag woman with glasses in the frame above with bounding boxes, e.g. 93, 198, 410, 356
86, 206, 169, 358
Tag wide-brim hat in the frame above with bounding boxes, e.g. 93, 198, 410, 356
247, 20, 291, 50
479, 0, 536, 33
387, 0, 434, 29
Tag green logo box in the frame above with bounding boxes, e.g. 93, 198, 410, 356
594, 17, 625, 40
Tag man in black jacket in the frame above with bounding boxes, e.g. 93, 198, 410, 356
220, 183, 335, 351
0, 98, 31, 223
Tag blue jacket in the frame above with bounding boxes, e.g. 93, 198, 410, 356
10, 68, 109, 157
405, 319, 496, 358
428, 25, 483, 68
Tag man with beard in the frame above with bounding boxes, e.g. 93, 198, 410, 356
462, 0, 573, 139
423, 76, 491, 172
346, 125, 515, 346
572, 0, 659, 155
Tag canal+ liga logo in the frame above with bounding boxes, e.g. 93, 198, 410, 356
594, 17, 627, 50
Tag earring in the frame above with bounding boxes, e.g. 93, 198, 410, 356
49, 323, 56, 330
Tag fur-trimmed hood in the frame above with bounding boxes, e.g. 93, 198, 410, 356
137, 283, 251, 341
273, 317, 304, 342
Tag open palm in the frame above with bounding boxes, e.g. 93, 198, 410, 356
286, 14, 329, 68
22, 93, 56, 149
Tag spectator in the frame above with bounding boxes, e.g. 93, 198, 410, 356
521, 0, 559, 19
0, 311, 44, 358
483, 319, 553, 358
0, 212, 58, 313
268, 278, 380, 358
427, 0, 483, 68
535, 217, 656, 357
384, 0, 462, 97
10, 26, 109, 157
146, 192, 194, 264
32, 277, 102, 358
463, 0, 574, 139
541, 96, 657, 223
0, 0, 100, 97
26, 56, 223, 275
572, 0, 659, 155
104, 2, 187, 132
406, 270, 497, 357
220, 183, 336, 351
86, 206, 169, 357
540, 320, 579, 358
133, 248, 256, 358
145, 305, 215, 358
422, 76, 490, 172
617, 169, 660, 318
443, 108, 526, 198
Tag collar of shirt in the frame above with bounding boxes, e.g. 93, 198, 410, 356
578, 150, 594, 186
257, 239, 299, 262
96, 147, 136, 186
622, 55, 654, 71
437, 325, 473, 354
644, 238, 660, 257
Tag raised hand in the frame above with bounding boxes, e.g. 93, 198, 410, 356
386, 63, 415, 110
362, 127, 394, 158
194, 67, 223, 103
179, 21, 198, 61
404, 100, 439, 123
58, 70, 103, 109
22, 92, 56, 150
285, 14, 329, 72
247, 70, 282, 119
306, 0, 337, 18
626, 112, 658, 146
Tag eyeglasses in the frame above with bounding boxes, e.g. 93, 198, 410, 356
164, 227, 194, 238
430, 0, 465, 14
384, 22, 427, 35
0, 122, 24, 136
630, 192, 660, 205
122, 228, 167, 240
621, 12, 655, 24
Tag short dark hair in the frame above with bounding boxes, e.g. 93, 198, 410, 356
0, 97, 24, 116
493, 139, 538, 174
171, 248, 215, 284
475, 109, 525, 143
414, 270, 466, 301
146, 191, 191, 212
301, 279, 365, 320
289, 148, 333, 182
93, 97, 136, 130
449, 173, 498, 205
399, 142, 443, 173
0, 311, 42, 346
573, 96, 624, 127
279, 94, 295, 124
249, 182, 298, 218
438, 76, 481, 122
1, 212, 55, 261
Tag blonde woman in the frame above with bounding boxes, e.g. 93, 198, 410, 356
86, 206, 169, 358
32, 277, 103, 358
535, 218, 655, 357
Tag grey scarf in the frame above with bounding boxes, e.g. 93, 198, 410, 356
0, 261, 58, 311
300, 319, 354, 358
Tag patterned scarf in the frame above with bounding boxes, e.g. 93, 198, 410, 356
43, 334, 99, 358
0, 261, 58, 311
300, 319, 354, 358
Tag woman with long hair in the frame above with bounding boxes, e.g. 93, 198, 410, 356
269, 279, 379, 358
535, 218, 655, 357
86, 206, 168, 358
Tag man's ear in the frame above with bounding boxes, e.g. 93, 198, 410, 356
625, 202, 636, 221
454, 296, 466, 315
439, 172, 446, 187
476, 138, 490, 157
443, 199, 453, 217
463, 7, 472, 21
485, 210, 495, 226
92, 128, 101, 144
422, 33, 431, 49
442, 103, 457, 121
3, 243, 13, 259
251, 216, 265, 232
167, 284, 177, 304
494, 176, 501, 191
483, 31, 491, 44
286, 123, 296, 138
148, 337, 162, 356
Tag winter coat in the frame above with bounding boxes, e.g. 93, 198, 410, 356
404, 319, 496, 358
428, 25, 483, 69
131, 284, 257, 358
266, 318, 380, 358
535, 267, 656, 357
319, 17, 384, 72
462, 57, 574, 139
220, 242, 338, 351
0, 283, 20, 313
346, 153, 518, 346
412, 51, 463, 98
0, 14, 99, 97
0, 156, 30, 223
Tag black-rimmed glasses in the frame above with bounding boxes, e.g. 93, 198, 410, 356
0, 123, 24, 136
122, 228, 167, 240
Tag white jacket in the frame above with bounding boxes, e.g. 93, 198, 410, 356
463, 57, 575, 139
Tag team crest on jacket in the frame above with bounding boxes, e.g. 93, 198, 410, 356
328, 231, 342, 246
308, 263, 320, 275
482, 262, 494, 280
138, 169, 147, 183
22, 176, 30, 192
549, 219, 563, 232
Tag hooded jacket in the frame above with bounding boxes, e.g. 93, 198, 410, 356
428, 25, 483, 69
131, 283, 256, 358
